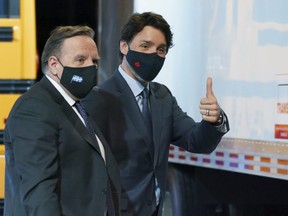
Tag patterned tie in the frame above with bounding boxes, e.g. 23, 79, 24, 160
74, 101, 98, 144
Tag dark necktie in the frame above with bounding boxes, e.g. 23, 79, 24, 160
141, 88, 153, 134
74, 101, 98, 144
142, 89, 159, 209
141, 88, 154, 159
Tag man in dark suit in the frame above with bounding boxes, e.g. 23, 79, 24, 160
4, 25, 120, 216
83, 12, 229, 216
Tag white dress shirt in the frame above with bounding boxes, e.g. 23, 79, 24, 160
46, 75, 106, 162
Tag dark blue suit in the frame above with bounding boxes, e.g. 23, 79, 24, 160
4, 76, 120, 216
83, 71, 229, 216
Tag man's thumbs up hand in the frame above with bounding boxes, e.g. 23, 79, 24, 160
200, 77, 221, 123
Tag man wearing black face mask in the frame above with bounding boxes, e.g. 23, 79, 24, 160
4, 25, 120, 216
83, 12, 230, 216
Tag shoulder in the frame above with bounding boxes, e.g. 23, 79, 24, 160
99, 71, 124, 90
11, 77, 64, 117
150, 81, 173, 98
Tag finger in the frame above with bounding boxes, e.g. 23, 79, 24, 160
200, 108, 218, 117
201, 109, 220, 123
206, 77, 214, 98
201, 114, 218, 123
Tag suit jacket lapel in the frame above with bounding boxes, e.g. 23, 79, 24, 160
40, 76, 101, 154
114, 73, 154, 156
61, 103, 101, 153
90, 120, 112, 158
150, 84, 162, 167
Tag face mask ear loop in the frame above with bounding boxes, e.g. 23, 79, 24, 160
55, 57, 64, 68
54, 57, 64, 81
126, 41, 132, 52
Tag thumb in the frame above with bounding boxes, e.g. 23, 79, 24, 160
206, 77, 214, 98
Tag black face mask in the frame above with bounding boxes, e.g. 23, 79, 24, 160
126, 49, 165, 82
60, 65, 97, 99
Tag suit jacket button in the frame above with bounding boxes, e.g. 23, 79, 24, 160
102, 189, 107, 195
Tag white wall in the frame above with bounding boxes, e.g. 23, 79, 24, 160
134, 0, 206, 122
134, 0, 288, 142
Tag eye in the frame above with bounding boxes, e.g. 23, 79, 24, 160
73, 57, 86, 65
77, 58, 85, 63
140, 43, 150, 49
157, 47, 167, 56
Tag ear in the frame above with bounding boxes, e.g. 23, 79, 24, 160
120, 40, 129, 56
48, 56, 60, 75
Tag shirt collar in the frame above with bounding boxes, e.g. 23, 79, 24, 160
118, 65, 149, 97
46, 74, 76, 106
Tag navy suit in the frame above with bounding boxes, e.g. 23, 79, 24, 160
83, 71, 229, 216
4, 76, 120, 216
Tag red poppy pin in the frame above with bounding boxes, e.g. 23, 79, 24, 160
135, 61, 141, 67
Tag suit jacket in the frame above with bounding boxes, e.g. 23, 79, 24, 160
82, 71, 229, 216
4, 76, 120, 216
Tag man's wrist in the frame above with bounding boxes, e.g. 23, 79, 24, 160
217, 113, 223, 124
213, 110, 223, 126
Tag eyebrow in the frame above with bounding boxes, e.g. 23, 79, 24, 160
73, 54, 86, 60
73, 54, 100, 61
139, 40, 167, 47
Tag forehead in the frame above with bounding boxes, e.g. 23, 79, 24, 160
61, 35, 98, 57
131, 26, 166, 45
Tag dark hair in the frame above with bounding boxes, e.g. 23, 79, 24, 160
119, 12, 174, 59
41, 25, 95, 72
